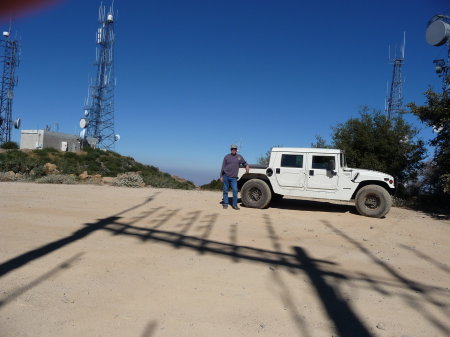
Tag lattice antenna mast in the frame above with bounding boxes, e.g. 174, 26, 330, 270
385, 33, 406, 120
80, 2, 117, 150
0, 29, 20, 144
426, 15, 450, 95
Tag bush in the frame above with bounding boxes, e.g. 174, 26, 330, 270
112, 172, 144, 188
35, 174, 78, 184
0, 150, 44, 174
200, 179, 222, 190
0, 172, 18, 182
0, 148, 195, 190
0, 141, 19, 149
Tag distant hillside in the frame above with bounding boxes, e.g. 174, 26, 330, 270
0, 148, 196, 190
200, 178, 222, 190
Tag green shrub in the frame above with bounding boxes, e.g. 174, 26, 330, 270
112, 172, 144, 188
0, 172, 17, 181
0, 141, 19, 149
200, 179, 222, 190
35, 174, 77, 184
0, 148, 195, 190
0, 150, 43, 174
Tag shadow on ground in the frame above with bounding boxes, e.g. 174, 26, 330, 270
269, 198, 355, 214
1, 193, 449, 336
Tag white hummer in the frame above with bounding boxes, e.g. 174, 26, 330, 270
238, 147, 395, 218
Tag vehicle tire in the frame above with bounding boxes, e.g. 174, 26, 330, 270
355, 185, 392, 218
241, 179, 272, 209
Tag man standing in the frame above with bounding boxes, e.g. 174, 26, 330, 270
220, 144, 250, 210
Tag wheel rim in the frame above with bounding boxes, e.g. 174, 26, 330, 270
248, 187, 262, 202
364, 193, 380, 209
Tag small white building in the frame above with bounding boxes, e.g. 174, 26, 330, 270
20, 130, 97, 152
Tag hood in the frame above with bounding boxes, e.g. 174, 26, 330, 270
349, 168, 392, 178
348, 168, 395, 187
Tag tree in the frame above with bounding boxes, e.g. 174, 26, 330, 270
331, 107, 426, 183
257, 145, 282, 167
311, 135, 331, 148
408, 89, 450, 195
257, 149, 272, 166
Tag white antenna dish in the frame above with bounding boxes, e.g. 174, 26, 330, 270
80, 129, 87, 139
107, 14, 114, 22
114, 134, 120, 141
3, 31, 10, 37
433, 125, 444, 133
426, 19, 450, 46
79, 118, 89, 129
13, 118, 21, 129
84, 109, 89, 116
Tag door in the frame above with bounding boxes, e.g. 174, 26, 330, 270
275, 153, 306, 188
307, 154, 339, 190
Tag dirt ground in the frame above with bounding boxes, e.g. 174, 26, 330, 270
0, 182, 449, 337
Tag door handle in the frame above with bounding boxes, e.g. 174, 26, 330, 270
309, 170, 314, 176
276, 168, 280, 174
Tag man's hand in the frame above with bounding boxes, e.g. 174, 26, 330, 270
220, 177, 223, 182
245, 165, 250, 174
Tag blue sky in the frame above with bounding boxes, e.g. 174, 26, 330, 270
2, 0, 449, 185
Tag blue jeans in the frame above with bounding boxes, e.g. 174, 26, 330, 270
223, 176, 238, 207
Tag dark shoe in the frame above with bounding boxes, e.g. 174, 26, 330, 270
223, 205, 228, 209
232, 206, 240, 210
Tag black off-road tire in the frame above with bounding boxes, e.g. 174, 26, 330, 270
355, 185, 392, 218
241, 179, 272, 209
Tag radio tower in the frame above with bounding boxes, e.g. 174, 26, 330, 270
80, 2, 117, 150
385, 33, 405, 120
0, 29, 20, 145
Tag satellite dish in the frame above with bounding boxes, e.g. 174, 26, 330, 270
79, 118, 89, 129
433, 126, 444, 133
84, 109, 89, 116
114, 134, 120, 141
80, 129, 87, 139
426, 19, 450, 46
13, 118, 21, 129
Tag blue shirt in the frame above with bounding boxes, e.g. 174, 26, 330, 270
220, 153, 248, 178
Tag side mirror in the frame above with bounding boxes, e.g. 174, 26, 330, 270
327, 160, 336, 171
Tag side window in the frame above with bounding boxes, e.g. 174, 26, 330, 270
281, 154, 303, 168
312, 156, 335, 169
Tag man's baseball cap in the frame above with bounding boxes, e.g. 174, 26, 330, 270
230, 144, 238, 149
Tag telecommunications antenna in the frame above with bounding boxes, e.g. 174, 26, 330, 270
80, 1, 117, 150
13, 118, 20, 129
385, 33, 406, 119
426, 15, 450, 46
426, 14, 450, 93
0, 25, 20, 144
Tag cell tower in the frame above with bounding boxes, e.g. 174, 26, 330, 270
0, 29, 20, 145
80, 2, 118, 150
385, 33, 405, 120
426, 15, 450, 95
